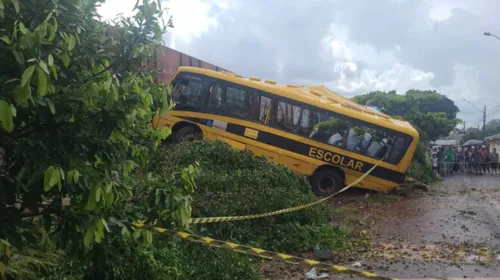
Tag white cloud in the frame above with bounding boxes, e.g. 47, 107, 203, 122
164, 0, 224, 45
96, 0, 136, 21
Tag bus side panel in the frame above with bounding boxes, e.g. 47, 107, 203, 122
246, 145, 280, 162
278, 154, 315, 175
344, 174, 396, 192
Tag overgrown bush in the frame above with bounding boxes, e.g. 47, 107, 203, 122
37, 140, 343, 279
407, 142, 436, 184
407, 161, 435, 185
152, 140, 341, 251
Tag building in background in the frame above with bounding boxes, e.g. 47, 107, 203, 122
485, 133, 500, 152
154, 46, 228, 83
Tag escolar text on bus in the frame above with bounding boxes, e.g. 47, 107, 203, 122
308, 147, 364, 172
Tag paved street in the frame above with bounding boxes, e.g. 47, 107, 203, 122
343, 174, 500, 279
262, 174, 500, 279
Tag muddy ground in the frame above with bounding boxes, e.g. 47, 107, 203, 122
260, 174, 500, 280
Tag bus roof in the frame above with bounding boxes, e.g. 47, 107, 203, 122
176, 66, 419, 138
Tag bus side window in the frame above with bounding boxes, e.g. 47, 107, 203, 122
208, 82, 225, 108
274, 100, 314, 137
257, 95, 272, 124
171, 76, 204, 109
207, 80, 253, 120
387, 137, 406, 164
312, 112, 349, 147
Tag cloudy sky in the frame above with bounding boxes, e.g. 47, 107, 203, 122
98, 0, 500, 128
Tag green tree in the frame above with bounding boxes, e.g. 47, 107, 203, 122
353, 90, 461, 142
0, 0, 195, 278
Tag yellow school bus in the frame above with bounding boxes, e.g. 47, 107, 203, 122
152, 67, 419, 195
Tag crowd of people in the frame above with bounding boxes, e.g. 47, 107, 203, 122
431, 145, 499, 176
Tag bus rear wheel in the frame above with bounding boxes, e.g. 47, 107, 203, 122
174, 126, 201, 143
311, 169, 344, 197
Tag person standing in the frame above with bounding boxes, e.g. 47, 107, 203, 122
465, 147, 472, 173
437, 147, 447, 175
432, 153, 438, 176
480, 145, 489, 174
471, 146, 481, 175
459, 148, 466, 173
447, 146, 456, 175
490, 148, 499, 175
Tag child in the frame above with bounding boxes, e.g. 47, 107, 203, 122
432, 153, 438, 175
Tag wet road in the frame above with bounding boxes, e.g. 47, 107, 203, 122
262, 174, 500, 280
340, 174, 500, 279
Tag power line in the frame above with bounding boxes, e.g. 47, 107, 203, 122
487, 110, 500, 120
486, 103, 500, 117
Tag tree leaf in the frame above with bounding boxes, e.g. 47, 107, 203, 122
39, 60, 50, 74
67, 34, 76, 51
84, 226, 94, 248
105, 90, 115, 110
0, 35, 11, 44
4, 78, 19, 85
0, 100, 14, 132
37, 67, 48, 96
48, 54, 54, 66
13, 49, 24, 64
58, 167, 65, 180
95, 219, 104, 243
43, 166, 59, 192
50, 64, 58, 80
19, 22, 28, 34
95, 187, 101, 202
21, 65, 35, 87
61, 52, 69, 67
49, 167, 59, 190
10, 0, 19, 13
0, 262, 5, 276
13, 85, 30, 105
73, 170, 80, 183
101, 219, 110, 233
85, 187, 97, 210
48, 100, 55, 114
48, 20, 56, 41
10, 104, 16, 117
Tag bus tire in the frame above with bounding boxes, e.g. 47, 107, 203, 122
311, 168, 344, 197
174, 126, 201, 143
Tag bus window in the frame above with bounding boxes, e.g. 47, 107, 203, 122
310, 112, 349, 147
275, 101, 314, 137
208, 83, 225, 108
257, 95, 272, 124
172, 75, 204, 109
207, 81, 253, 119
347, 126, 392, 160
387, 137, 406, 164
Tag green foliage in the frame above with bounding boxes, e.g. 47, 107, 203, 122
464, 119, 500, 141
353, 90, 461, 142
0, 0, 192, 278
407, 160, 435, 185
154, 140, 343, 252
43, 140, 344, 280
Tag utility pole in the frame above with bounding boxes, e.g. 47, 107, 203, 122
483, 105, 486, 139
463, 122, 466, 133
